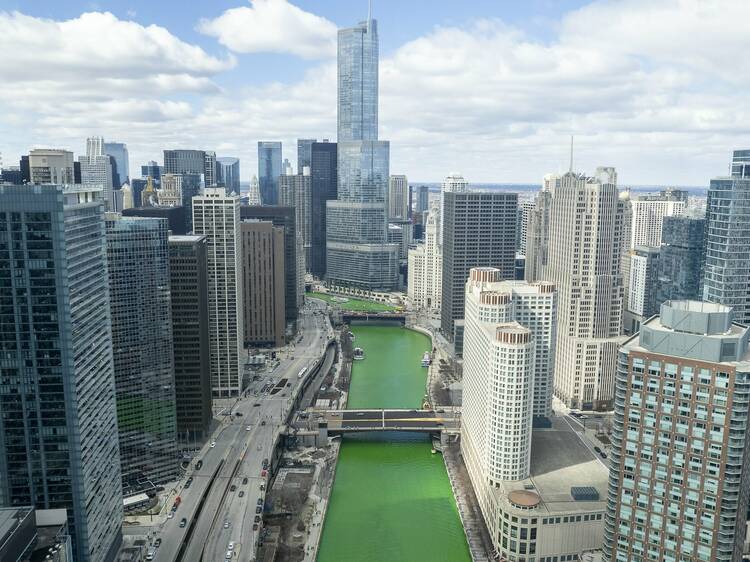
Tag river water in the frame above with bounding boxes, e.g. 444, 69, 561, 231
317, 325, 471, 562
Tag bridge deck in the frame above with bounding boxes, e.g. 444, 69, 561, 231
318, 408, 460, 433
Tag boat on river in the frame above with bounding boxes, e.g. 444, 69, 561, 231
421, 351, 431, 367
353, 347, 365, 360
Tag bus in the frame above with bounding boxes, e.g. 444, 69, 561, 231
297, 367, 307, 379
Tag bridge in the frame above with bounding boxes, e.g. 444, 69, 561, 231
317, 408, 460, 434
341, 312, 406, 324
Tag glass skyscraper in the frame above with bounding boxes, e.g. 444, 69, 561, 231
216, 156, 240, 194
326, 16, 398, 290
258, 142, 282, 205
0, 184, 123, 562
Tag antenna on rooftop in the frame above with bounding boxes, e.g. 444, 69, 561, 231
569, 136, 574, 173
368, 0, 372, 21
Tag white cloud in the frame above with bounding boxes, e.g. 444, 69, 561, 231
197, 0, 337, 59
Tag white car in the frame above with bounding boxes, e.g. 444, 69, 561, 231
223, 521, 230, 529
228, 542, 235, 550
210, 442, 216, 448
226, 550, 232, 559
246, 426, 252, 431
167, 512, 174, 519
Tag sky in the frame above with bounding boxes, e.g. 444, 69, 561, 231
0, 0, 747, 185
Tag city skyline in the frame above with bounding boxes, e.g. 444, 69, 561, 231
1, 0, 748, 185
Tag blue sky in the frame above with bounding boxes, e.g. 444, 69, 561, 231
0, 0, 748, 184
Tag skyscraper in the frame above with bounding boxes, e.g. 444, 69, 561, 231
258, 141, 282, 205
240, 221, 286, 347
193, 189, 243, 397
627, 188, 686, 249
440, 191, 518, 351
415, 184, 429, 215
297, 138, 316, 172
544, 168, 627, 410
407, 202, 442, 310
141, 160, 162, 186
623, 245, 661, 334
216, 157, 240, 193
164, 149, 206, 178
79, 137, 115, 211
204, 151, 217, 187
439, 174, 469, 245
28, 149, 74, 185
279, 169, 312, 271
325, 15, 398, 290
524, 184, 553, 282
656, 216, 705, 305
604, 300, 750, 562
731, 148, 750, 178
703, 151, 750, 325
388, 174, 409, 220
168, 235, 212, 440
106, 215, 178, 485
103, 141, 129, 185
310, 141, 337, 278
0, 184, 123, 562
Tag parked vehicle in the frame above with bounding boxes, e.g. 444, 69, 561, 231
179, 518, 187, 528
145, 547, 156, 561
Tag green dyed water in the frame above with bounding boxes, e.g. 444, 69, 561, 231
317, 325, 471, 562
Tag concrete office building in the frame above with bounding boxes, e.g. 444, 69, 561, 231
462, 270, 607, 561
524, 185, 553, 282
516, 199, 536, 254
158, 173, 183, 207
623, 245, 661, 335
439, 174, 469, 245
297, 138, 316, 172
703, 151, 750, 325
121, 183, 134, 210
103, 141, 129, 185
247, 175, 261, 205
326, 16, 399, 290
79, 137, 115, 211
604, 300, 750, 562
240, 221, 286, 347
408, 202, 442, 310
656, 216, 705, 305
28, 149, 74, 185
279, 169, 312, 271
204, 151, 217, 187
258, 142, 282, 205
193, 189, 243, 397
216, 157, 240, 194
241, 205, 301, 324
388, 174, 409, 220
440, 190, 518, 352
106, 215, 178, 486
627, 189, 686, 249
310, 141, 337, 278
545, 168, 627, 410
168, 235, 212, 440
0, 184, 122, 562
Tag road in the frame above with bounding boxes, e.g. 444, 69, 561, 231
153, 298, 332, 562
319, 409, 460, 432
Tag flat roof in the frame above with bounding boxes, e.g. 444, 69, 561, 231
168, 235, 205, 242
0, 507, 33, 546
496, 417, 609, 514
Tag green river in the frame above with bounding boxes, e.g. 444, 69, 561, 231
317, 325, 471, 562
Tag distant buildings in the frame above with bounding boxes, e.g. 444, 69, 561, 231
163, 148, 216, 189
247, 175, 262, 205
440, 190, 517, 353
297, 138, 316, 172
0, 184, 123, 562
29, 148, 74, 185
193, 189, 243, 397
310, 141, 337, 279
103, 141, 129, 185
439, 174, 469, 245
627, 188, 687, 249
258, 141, 282, 205
106, 215, 178, 486
141, 160, 163, 186
240, 221, 286, 347
414, 184, 430, 214
279, 169, 312, 271
516, 199, 535, 254
388, 174, 409, 220
604, 300, 750, 562
326, 16, 398, 290
544, 168, 627, 410
524, 183, 553, 282
168, 235, 213, 440
407, 202, 442, 310
623, 245, 661, 334
656, 216, 705, 305
216, 156, 240, 194
703, 150, 750, 325
79, 137, 116, 210
122, 204, 188, 235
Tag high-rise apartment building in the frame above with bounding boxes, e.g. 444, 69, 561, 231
731, 149, 750, 178
28, 149, 75, 185
103, 141, 129, 185
325, 16, 398, 290
204, 151, 217, 187
240, 221, 286, 347
0, 184, 123, 562
279, 169, 312, 271
516, 199, 535, 254
193, 189, 243, 397
106, 215, 178, 486
310, 141, 337, 278
524, 185, 553, 282
258, 141, 282, 205
297, 138, 316, 172
440, 191, 518, 350
656, 216, 705, 305
604, 300, 750, 562
407, 202, 442, 310
703, 151, 750, 325
79, 137, 115, 211
627, 189, 686, 249
439, 174, 469, 245
623, 245, 661, 334
241, 205, 301, 323
216, 157, 240, 193
168, 235, 212, 440
388, 174, 409, 220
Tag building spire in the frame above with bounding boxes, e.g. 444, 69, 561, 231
368, 0, 372, 22
569, 135, 574, 173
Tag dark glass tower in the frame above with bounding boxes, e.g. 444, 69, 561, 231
258, 142, 282, 205
310, 141, 337, 278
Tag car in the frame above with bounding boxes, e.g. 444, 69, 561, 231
253, 523, 259, 531
261, 470, 267, 477
263, 458, 269, 466
228, 542, 235, 550
257, 498, 263, 506
184, 477, 193, 488
246, 426, 252, 431
256, 506, 262, 514
145, 547, 156, 561
239, 491, 245, 497
223, 521, 230, 529
230, 485, 237, 492
225, 550, 232, 559
286, 383, 291, 387
260, 421, 266, 426
167, 512, 174, 519
600, 452, 608, 459
331, 412, 340, 417
356, 412, 364, 416
259, 484, 265, 491
179, 518, 187, 528
254, 516, 261, 523
171, 504, 178, 512
196, 460, 203, 470
210, 442, 216, 448
253, 403, 261, 407
154, 538, 162, 548
235, 412, 243, 417
242, 477, 248, 485
579, 415, 588, 420
594, 446, 602, 454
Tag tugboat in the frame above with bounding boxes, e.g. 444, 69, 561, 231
353, 347, 365, 361
421, 351, 432, 367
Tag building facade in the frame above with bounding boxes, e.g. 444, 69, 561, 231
623, 245, 661, 335
439, 174, 469, 245
279, 170, 312, 271
627, 189, 687, 249
297, 138, 316, 172
656, 216, 705, 306
0, 184, 122, 562
28, 149, 74, 185
168, 235, 212, 440
544, 168, 627, 410
524, 187, 553, 282
310, 141, 337, 279
388, 174, 409, 220
106, 215, 178, 486
258, 141, 282, 205
240, 221, 286, 347
216, 157, 240, 194
440, 191, 518, 348
604, 300, 750, 562
192, 189, 243, 397
79, 137, 115, 211
415, 185, 429, 215
103, 141, 129, 185
407, 202, 442, 310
